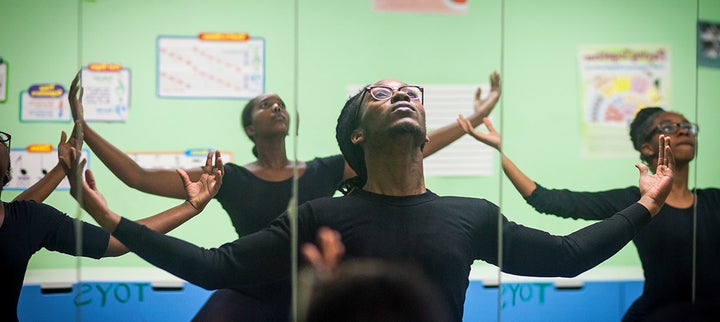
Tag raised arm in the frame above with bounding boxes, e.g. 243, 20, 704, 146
501, 136, 673, 277
69, 71, 203, 199
12, 130, 81, 202
457, 115, 536, 197
60, 133, 224, 256
422, 71, 501, 157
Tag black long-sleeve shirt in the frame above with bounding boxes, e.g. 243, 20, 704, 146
113, 189, 651, 322
1, 201, 109, 322
526, 185, 720, 320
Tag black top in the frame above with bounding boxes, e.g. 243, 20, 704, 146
113, 188, 651, 322
1, 200, 109, 322
214, 155, 345, 236
526, 185, 720, 320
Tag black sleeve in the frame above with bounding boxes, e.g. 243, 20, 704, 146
524, 184, 640, 220
112, 209, 302, 290
29, 201, 109, 259
501, 202, 650, 277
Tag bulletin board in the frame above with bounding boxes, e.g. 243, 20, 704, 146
156, 34, 265, 99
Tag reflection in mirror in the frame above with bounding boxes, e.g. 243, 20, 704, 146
499, 0, 719, 321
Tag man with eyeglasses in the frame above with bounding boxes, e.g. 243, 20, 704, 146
68, 78, 680, 321
457, 106, 720, 321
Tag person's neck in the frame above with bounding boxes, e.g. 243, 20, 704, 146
362, 136, 426, 196
254, 136, 290, 169
663, 161, 694, 208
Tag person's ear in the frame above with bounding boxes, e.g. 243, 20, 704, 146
640, 142, 656, 160
244, 125, 255, 138
351, 129, 365, 145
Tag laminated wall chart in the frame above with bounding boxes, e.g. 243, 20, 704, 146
157, 34, 264, 99
126, 149, 233, 171
19, 64, 130, 122
6, 146, 90, 190
81, 64, 131, 122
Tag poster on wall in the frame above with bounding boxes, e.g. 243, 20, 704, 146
6, 145, 90, 190
577, 46, 670, 158
698, 21, 720, 68
346, 84, 494, 177
157, 33, 264, 99
0, 58, 7, 103
81, 64, 131, 122
20, 83, 70, 122
126, 148, 233, 170
373, 0, 467, 14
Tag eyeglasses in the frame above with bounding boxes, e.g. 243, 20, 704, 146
645, 122, 699, 141
365, 85, 424, 105
0, 131, 10, 148
655, 122, 699, 135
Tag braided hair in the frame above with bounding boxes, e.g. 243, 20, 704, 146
629, 106, 664, 164
335, 89, 368, 194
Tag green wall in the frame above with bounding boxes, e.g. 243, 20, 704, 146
1, 0, 718, 276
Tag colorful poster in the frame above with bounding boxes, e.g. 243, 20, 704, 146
6, 146, 90, 190
20, 83, 70, 122
157, 34, 264, 99
373, 0, 467, 14
81, 64, 131, 122
577, 46, 670, 158
698, 21, 720, 68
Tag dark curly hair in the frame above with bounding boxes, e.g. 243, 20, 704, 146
629, 107, 665, 164
335, 89, 368, 194
240, 96, 261, 157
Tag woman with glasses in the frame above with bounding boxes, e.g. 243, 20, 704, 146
457, 106, 720, 321
0, 130, 223, 322
67, 72, 502, 321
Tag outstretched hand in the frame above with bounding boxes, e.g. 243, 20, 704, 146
58, 131, 83, 186
69, 70, 85, 124
58, 131, 112, 221
473, 71, 502, 114
301, 227, 345, 280
177, 150, 224, 212
457, 115, 501, 150
637, 135, 674, 217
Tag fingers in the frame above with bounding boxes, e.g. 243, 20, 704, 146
59, 131, 67, 145
301, 243, 324, 270
635, 162, 649, 175
176, 168, 191, 186
70, 70, 80, 95
482, 117, 497, 133
457, 114, 471, 133
317, 227, 344, 265
214, 150, 224, 180
664, 137, 674, 171
204, 151, 213, 173
474, 87, 482, 101
85, 169, 97, 191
